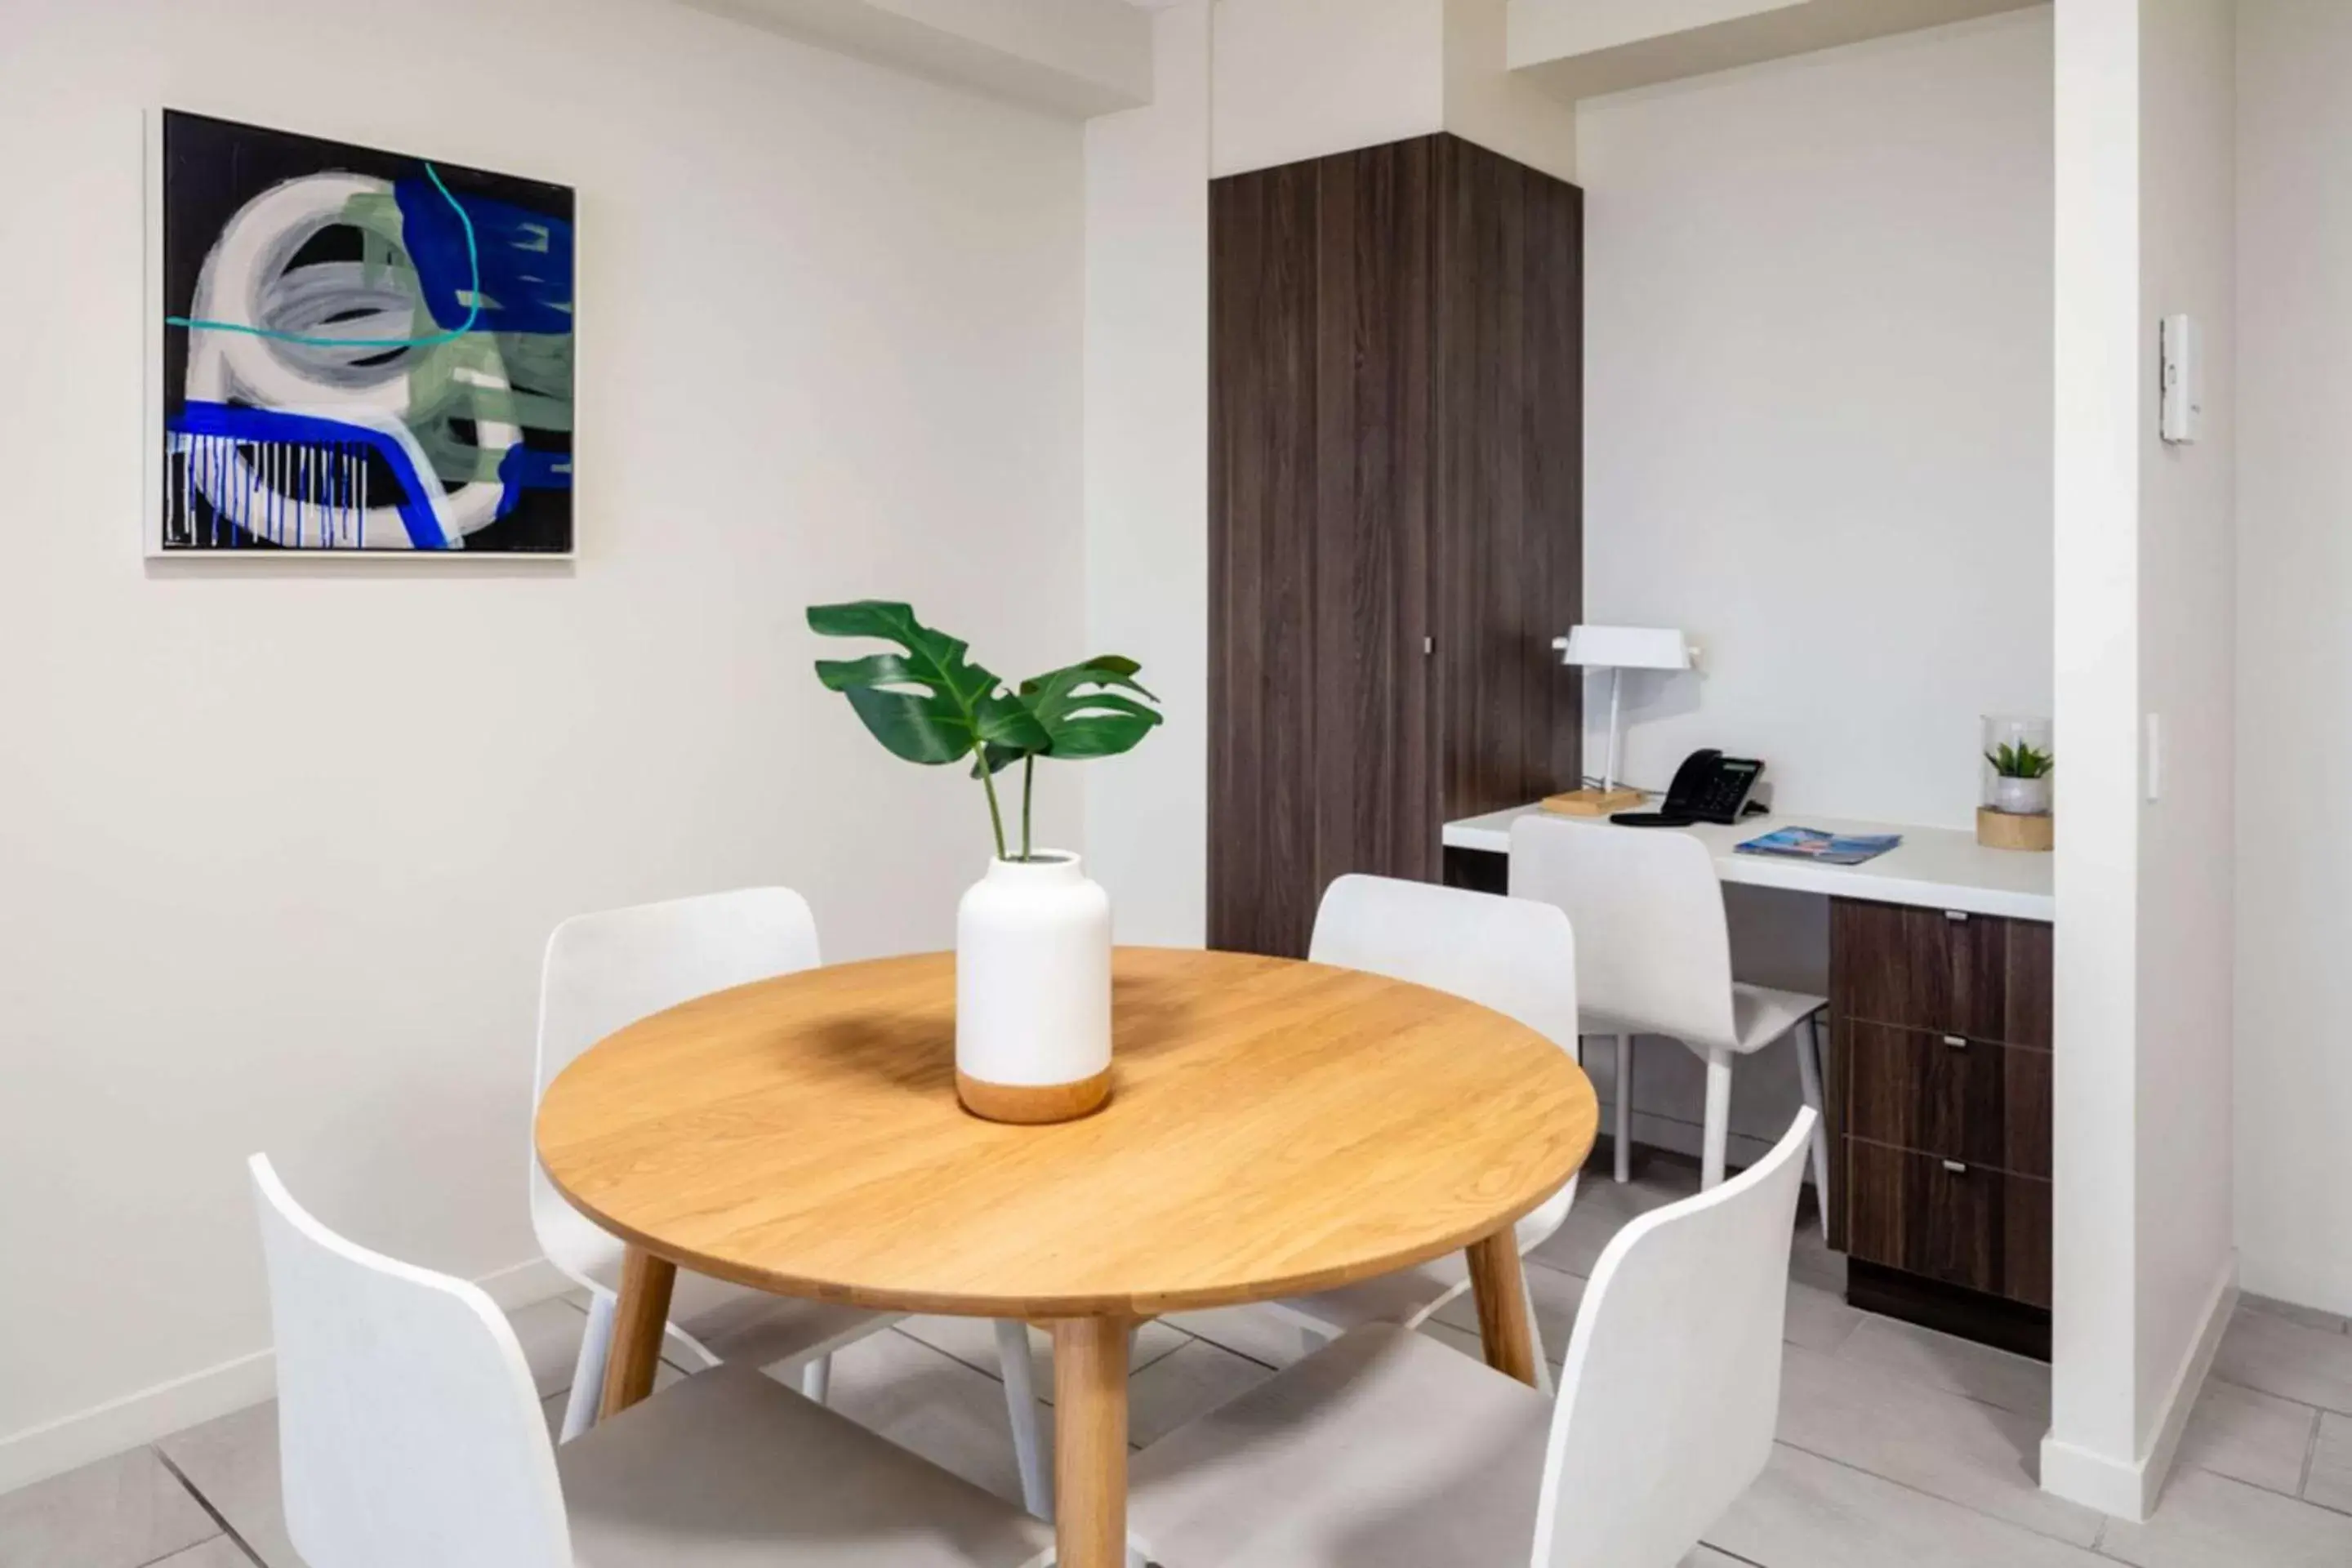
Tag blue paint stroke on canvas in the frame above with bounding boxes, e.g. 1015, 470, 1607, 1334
170, 403, 450, 549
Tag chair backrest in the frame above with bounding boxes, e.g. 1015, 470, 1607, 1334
1528, 1109, 1816, 1568
1507, 815, 1738, 1052
251, 1155, 572, 1568
1310, 874, 1580, 1051
1310, 874, 1584, 1242
532, 888, 822, 1261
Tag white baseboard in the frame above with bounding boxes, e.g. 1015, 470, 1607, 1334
0, 1255, 573, 1497
2041, 1252, 2239, 1521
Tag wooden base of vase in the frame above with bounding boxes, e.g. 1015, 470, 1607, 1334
957, 1067, 1112, 1125
1976, 808, 2054, 852
1543, 787, 1644, 817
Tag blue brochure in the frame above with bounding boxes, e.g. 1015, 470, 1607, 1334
1735, 827, 1902, 866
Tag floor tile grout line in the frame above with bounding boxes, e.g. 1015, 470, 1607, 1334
2299, 1405, 2323, 1500
150, 1444, 266, 1566
1771, 1436, 2106, 1552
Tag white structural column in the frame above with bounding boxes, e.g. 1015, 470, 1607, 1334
2042, 0, 2239, 1523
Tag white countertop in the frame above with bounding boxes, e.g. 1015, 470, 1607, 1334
1443, 804, 2055, 922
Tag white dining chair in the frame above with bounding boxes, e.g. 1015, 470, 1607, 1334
535, 889, 1054, 1518
250, 1154, 1054, 1568
1125, 1108, 1816, 1568
1508, 816, 1831, 1234
1269, 875, 1581, 1389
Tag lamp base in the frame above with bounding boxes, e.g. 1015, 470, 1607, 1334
1542, 788, 1646, 817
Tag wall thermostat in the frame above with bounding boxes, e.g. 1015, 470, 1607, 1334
2161, 314, 2202, 445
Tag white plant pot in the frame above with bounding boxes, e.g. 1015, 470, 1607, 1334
955, 851, 1112, 1125
1990, 776, 2052, 816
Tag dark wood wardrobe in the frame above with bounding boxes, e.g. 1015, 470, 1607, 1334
1209, 133, 1584, 958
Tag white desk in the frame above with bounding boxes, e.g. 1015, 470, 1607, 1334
1442, 804, 2055, 923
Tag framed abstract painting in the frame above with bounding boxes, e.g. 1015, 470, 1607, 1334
149, 110, 575, 555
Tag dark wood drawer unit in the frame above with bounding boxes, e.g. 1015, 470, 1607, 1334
1831, 899, 2052, 1047
1843, 1022, 2051, 1180
1829, 897, 2053, 1356
1846, 1142, 2052, 1309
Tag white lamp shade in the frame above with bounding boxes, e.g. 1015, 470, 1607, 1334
1552, 625, 1691, 671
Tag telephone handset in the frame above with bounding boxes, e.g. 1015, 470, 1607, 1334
1612, 749, 1764, 828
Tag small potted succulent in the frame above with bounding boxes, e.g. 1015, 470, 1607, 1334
1978, 716, 2054, 851
808, 601, 1163, 1123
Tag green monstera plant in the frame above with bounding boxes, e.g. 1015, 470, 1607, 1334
808, 600, 1164, 862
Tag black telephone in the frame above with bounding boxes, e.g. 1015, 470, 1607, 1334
1612, 749, 1765, 828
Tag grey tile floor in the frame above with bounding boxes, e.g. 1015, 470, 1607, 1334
10, 1150, 2352, 1568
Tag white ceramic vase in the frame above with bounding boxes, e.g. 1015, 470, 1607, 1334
955, 851, 1112, 1124
1991, 775, 2052, 816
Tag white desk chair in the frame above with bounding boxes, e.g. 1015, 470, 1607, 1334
536, 889, 1054, 1518
1508, 817, 1831, 1235
1126, 1109, 1816, 1568
250, 1155, 1053, 1568
1272, 875, 1581, 1390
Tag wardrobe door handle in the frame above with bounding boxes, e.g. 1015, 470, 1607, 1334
1943, 1035, 1968, 1050
1942, 1160, 1969, 1175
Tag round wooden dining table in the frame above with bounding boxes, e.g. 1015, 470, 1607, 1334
536, 945, 1597, 1568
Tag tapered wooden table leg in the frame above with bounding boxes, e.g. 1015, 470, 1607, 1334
1466, 1228, 1540, 1387
1053, 1316, 1132, 1568
599, 1246, 676, 1422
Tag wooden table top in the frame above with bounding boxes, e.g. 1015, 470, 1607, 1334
536, 946, 1597, 1318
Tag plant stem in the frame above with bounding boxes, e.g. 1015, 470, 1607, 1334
1021, 755, 1036, 862
978, 764, 1009, 862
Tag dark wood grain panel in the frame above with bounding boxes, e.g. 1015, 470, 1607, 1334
1209, 162, 1320, 956
1311, 139, 1436, 907
2000, 919, 2054, 1050
1846, 1140, 2051, 1307
1844, 1021, 2051, 1179
1833, 898, 2054, 1049
1832, 899, 1962, 1032
1209, 134, 1584, 957
1432, 138, 1583, 822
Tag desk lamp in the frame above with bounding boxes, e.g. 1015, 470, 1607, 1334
1548, 625, 1694, 815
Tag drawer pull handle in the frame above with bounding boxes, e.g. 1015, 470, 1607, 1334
1944, 1035, 1968, 1050
1942, 1160, 1969, 1175
1944, 910, 1970, 923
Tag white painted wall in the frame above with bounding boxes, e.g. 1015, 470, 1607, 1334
1562, 10, 2052, 1178
2234, 0, 2352, 1318
1084, 2, 1212, 945
1209, 0, 1575, 182
1512, 0, 1807, 62
2043, 0, 2238, 1521
1209, 0, 1447, 176
1579, 11, 2056, 831
1445, 0, 1582, 183
681, 0, 1156, 117
0, 0, 1083, 1487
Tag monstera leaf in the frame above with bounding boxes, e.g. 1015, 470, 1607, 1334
808, 602, 1166, 862
971, 656, 1164, 777
808, 601, 1049, 766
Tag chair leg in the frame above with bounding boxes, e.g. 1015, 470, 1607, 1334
996, 1318, 1054, 1520
559, 1291, 617, 1444
1701, 1048, 1735, 1189
1793, 1013, 1833, 1241
798, 1353, 833, 1404
1613, 1034, 1635, 1183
